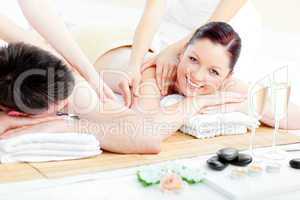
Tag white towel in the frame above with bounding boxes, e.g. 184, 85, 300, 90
159, 94, 259, 138
0, 133, 101, 163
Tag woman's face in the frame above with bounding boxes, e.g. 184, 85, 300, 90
177, 38, 232, 96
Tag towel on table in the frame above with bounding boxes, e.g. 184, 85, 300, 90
0, 133, 101, 163
160, 94, 259, 138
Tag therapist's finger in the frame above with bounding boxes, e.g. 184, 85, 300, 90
119, 81, 132, 107
155, 62, 163, 91
160, 65, 168, 95
162, 66, 175, 95
132, 78, 141, 97
103, 84, 117, 102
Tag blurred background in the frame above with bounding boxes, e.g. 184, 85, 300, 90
1, 0, 299, 101
1, 0, 299, 32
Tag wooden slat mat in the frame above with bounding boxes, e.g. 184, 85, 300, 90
0, 127, 299, 183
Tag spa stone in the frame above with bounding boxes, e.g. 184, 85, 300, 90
230, 153, 253, 166
207, 156, 228, 171
289, 158, 300, 169
217, 148, 239, 162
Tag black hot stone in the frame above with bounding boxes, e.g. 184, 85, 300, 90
217, 148, 239, 162
230, 153, 253, 166
289, 158, 300, 169
207, 156, 228, 171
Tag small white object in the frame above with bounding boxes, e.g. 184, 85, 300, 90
265, 162, 281, 173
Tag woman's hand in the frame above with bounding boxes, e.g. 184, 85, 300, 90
143, 45, 180, 96
0, 113, 60, 137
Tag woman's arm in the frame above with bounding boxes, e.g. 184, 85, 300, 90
213, 78, 300, 130
165, 0, 249, 56
117, 0, 166, 96
209, 0, 248, 22
17, 0, 115, 101
129, 0, 165, 71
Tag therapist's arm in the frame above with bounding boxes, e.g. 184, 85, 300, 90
167, 0, 248, 55
127, 0, 165, 93
0, 14, 46, 46
17, 0, 116, 102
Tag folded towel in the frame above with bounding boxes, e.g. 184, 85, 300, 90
0, 133, 101, 163
160, 94, 259, 139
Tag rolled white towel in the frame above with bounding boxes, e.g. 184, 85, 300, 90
0, 133, 101, 163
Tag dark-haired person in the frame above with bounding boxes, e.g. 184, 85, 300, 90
0, 43, 75, 117
85, 22, 300, 130
0, 42, 76, 134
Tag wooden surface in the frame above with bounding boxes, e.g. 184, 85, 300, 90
0, 127, 299, 183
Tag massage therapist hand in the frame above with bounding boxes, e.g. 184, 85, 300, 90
103, 67, 141, 107
121, 68, 142, 107
143, 45, 180, 96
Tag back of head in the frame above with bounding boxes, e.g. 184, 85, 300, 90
0, 42, 74, 114
188, 22, 242, 71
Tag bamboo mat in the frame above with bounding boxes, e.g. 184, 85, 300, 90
0, 127, 299, 183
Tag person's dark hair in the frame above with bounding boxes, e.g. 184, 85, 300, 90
0, 42, 74, 114
188, 22, 241, 71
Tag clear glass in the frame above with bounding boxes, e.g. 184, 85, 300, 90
247, 77, 269, 159
265, 66, 290, 160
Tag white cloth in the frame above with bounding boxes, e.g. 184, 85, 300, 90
160, 94, 259, 138
0, 133, 101, 163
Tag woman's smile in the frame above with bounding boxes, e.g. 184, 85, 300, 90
187, 75, 202, 88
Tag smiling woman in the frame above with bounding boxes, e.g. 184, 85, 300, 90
176, 22, 241, 96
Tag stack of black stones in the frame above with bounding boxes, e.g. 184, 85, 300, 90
207, 148, 253, 171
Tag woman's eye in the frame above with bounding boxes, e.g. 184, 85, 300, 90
209, 69, 219, 76
189, 56, 197, 63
